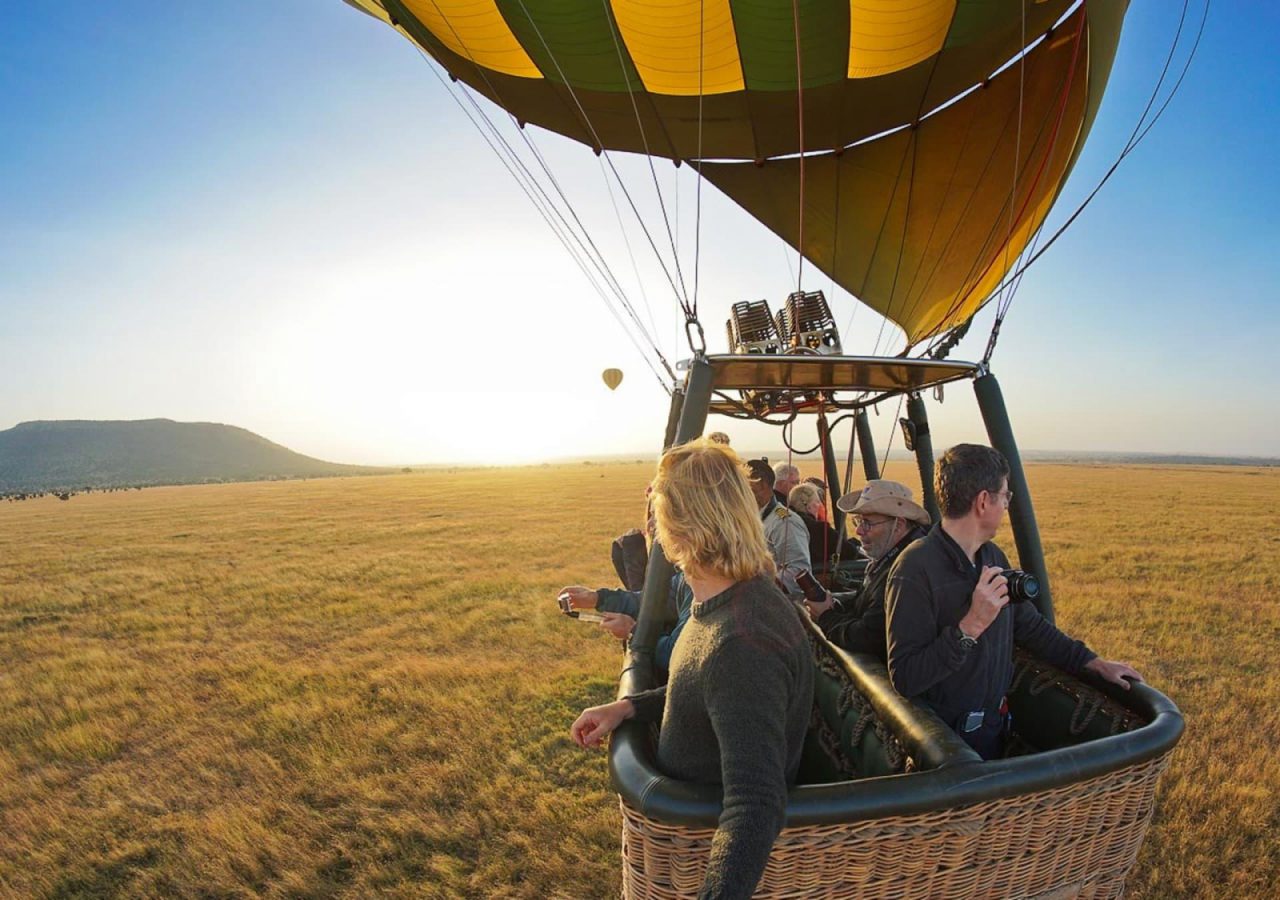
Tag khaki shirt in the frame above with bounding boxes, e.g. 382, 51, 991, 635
761, 499, 811, 596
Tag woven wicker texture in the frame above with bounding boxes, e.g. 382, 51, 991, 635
620, 752, 1171, 899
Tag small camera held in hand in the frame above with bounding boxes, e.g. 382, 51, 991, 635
794, 569, 830, 606
558, 593, 606, 623
999, 569, 1041, 604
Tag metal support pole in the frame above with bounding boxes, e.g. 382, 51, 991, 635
816, 412, 846, 542
662, 385, 685, 452
855, 409, 880, 481
630, 358, 714, 659
906, 393, 940, 523
974, 371, 1055, 624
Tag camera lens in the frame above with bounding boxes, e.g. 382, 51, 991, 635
1000, 569, 1040, 603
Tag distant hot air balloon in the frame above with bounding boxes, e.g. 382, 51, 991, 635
601, 368, 623, 391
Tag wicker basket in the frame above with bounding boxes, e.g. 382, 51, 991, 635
620, 751, 1171, 899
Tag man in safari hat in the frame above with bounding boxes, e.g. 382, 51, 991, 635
803, 480, 931, 660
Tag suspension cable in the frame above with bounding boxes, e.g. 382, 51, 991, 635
879, 394, 906, 475
791, 0, 807, 292
407, 1, 682, 382
402, 26, 673, 389
980, 0, 1209, 326
506, 0, 691, 317
416, 57, 672, 390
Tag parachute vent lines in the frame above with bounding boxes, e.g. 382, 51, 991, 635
726, 300, 782, 355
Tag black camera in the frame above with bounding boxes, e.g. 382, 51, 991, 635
1000, 569, 1041, 604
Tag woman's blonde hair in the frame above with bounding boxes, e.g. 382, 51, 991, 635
650, 438, 776, 582
787, 482, 822, 515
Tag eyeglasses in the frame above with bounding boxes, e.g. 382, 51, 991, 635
989, 488, 1014, 506
852, 515, 894, 531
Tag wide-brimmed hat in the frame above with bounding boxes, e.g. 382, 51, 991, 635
836, 479, 931, 525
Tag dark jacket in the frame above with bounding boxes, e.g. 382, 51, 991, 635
796, 510, 862, 571
885, 525, 1096, 726
628, 575, 814, 899
817, 523, 925, 660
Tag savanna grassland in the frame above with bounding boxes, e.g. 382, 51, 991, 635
1, 461, 1277, 898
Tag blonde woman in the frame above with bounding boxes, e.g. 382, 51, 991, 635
570, 438, 814, 898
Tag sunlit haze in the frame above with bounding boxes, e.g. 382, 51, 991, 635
3, 2, 1275, 465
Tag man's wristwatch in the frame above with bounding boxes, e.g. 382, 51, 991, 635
954, 625, 978, 651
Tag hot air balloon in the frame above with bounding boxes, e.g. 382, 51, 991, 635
337, 2, 1186, 896
602, 368, 624, 391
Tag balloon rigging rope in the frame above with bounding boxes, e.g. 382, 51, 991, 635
424, 64, 671, 391
404, 9, 675, 389
792, 0, 806, 293
990, 1, 1029, 332
979, 12, 1085, 363
504, 0, 693, 320
879, 393, 906, 475
977, 0, 1209, 336
871, 129, 920, 359
595, 0, 704, 332
910, 11, 1084, 358
597, 155, 661, 354
890, 79, 989, 346
420, 60, 672, 390
693, 0, 705, 320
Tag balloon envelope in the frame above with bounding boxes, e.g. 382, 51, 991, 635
602, 368, 623, 391
345, 0, 1129, 346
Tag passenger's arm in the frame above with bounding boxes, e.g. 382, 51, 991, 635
623, 686, 666, 724
818, 597, 886, 658
569, 698, 635, 749
1012, 603, 1096, 673
595, 587, 640, 617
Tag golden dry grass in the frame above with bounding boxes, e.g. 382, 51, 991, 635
0, 461, 1276, 898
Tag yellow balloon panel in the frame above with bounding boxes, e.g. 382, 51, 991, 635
399, 0, 541, 78
698, 6, 1101, 346
848, 0, 955, 79
610, 0, 745, 96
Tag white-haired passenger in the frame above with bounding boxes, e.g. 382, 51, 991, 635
786, 482, 862, 573
772, 462, 800, 504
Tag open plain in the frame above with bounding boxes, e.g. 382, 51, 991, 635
1, 461, 1277, 898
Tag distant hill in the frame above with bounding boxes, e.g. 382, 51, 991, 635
0, 419, 386, 492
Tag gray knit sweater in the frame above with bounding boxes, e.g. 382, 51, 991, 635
629, 575, 814, 899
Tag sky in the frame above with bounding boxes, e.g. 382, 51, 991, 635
2, 1, 1275, 465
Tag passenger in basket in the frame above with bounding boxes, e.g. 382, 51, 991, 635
803, 480, 929, 661
772, 462, 801, 505
786, 482, 862, 572
570, 439, 814, 899
885, 444, 1142, 759
744, 458, 811, 597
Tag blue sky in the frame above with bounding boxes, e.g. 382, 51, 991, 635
1, 1, 1275, 464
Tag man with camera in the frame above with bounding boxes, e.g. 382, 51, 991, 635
885, 444, 1142, 759
802, 480, 929, 661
